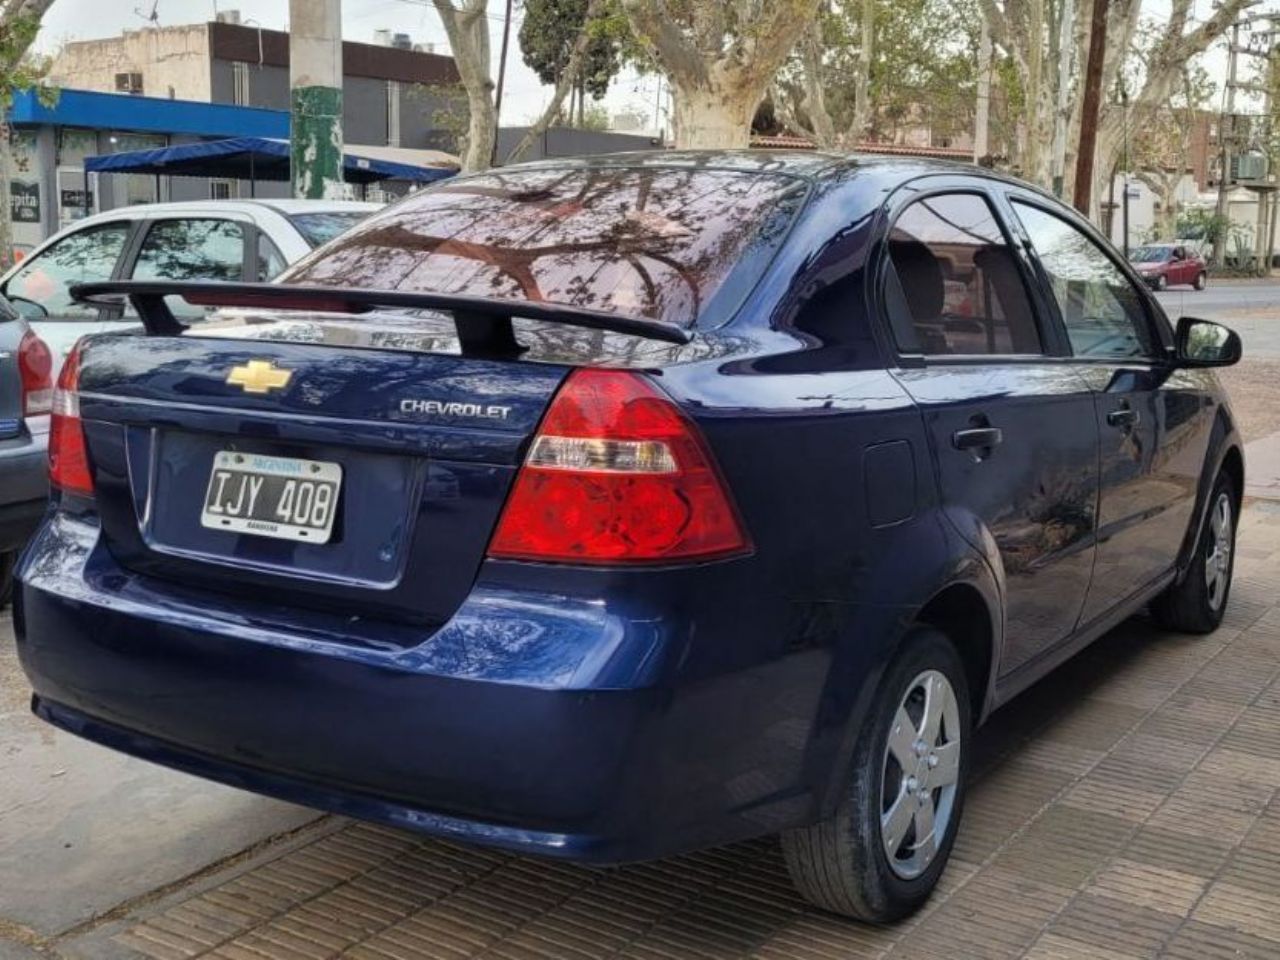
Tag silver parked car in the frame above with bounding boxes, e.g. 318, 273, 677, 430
0, 199, 380, 361
0, 298, 51, 606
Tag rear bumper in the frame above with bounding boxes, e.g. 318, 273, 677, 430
15, 513, 856, 862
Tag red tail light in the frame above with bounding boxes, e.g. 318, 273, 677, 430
488, 369, 749, 564
49, 343, 93, 496
17, 330, 53, 417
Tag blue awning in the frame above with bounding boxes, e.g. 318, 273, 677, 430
84, 137, 456, 185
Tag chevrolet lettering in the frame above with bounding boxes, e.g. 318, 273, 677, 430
400, 399, 513, 420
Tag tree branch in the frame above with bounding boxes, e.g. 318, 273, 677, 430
505, 0, 604, 164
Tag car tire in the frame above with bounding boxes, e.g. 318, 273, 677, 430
0, 552, 14, 610
1194, 272, 1207, 291
1151, 473, 1237, 634
1154, 274, 1168, 291
781, 626, 971, 923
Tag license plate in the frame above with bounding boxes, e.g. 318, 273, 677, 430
201, 451, 342, 543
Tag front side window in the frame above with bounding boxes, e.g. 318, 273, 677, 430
1012, 201, 1155, 360
886, 192, 1043, 356
4, 222, 131, 319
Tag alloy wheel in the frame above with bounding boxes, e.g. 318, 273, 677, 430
1205, 492, 1233, 612
880, 670, 961, 880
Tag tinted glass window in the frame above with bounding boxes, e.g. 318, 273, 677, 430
1131, 246, 1170, 263
131, 219, 245, 283
1012, 201, 1154, 359
887, 193, 1042, 356
130, 219, 245, 321
257, 234, 287, 281
289, 212, 369, 247
5, 222, 130, 319
282, 168, 808, 328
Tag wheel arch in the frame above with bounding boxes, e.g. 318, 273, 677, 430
1177, 407, 1244, 579
914, 581, 999, 725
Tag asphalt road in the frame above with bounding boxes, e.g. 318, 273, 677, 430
1155, 279, 1280, 358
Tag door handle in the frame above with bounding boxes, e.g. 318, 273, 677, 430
951, 427, 1004, 451
1106, 406, 1139, 429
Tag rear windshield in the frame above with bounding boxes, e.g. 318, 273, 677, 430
280, 167, 808, 328
289, 212, 370, 247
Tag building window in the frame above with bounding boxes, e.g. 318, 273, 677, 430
210, 179, 238, 201
387, 80, 402, 147
232, 61, 251, 106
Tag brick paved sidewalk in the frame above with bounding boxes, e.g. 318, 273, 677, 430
41, 501, 1280, 960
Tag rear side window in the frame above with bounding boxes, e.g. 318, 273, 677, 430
886, 193, 1042, 356
289, 212, 370, 247
4, 222, 131, 320
1011, 201, 1154, 359
282, 168, 808, 329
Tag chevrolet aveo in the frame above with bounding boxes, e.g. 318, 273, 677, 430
15, 152, 1243, 923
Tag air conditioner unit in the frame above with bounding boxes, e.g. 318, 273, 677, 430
392, 33, 412, 49
114, 72, 144, 94
1231, 153, 1268, 182
216, 9, 241, 25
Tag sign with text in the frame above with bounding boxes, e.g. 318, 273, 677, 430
10, 181, 40, 223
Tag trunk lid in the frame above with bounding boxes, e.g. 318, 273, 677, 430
76, 321, 571, 628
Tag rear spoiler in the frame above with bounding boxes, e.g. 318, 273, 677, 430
69, 280, 693, 353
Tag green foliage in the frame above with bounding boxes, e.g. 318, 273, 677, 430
789, 0, 980, 143
0, 14, 54, 110
579, 103, 611, 130
1176, 209, 1232, 245
519, 0, 628, 101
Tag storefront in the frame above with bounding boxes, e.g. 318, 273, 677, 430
4, 87, 289, 253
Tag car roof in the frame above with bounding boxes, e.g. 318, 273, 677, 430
70, 198, 380, 226
487, 148, 1028, 184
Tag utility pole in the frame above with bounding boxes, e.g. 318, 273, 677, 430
491, 0, 514, 165
974, 18, 992, 163
1051, 0, 1076, 197
1121, 84, 1130, 257
1213, 22, 1241, 266
1074, 0, 1108, 215
289, 0, 344, 199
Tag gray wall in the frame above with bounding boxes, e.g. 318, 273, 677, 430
209, 57, 460, 151
494, 127, 660, 163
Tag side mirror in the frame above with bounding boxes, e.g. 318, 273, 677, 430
1176, 316, 1241, 367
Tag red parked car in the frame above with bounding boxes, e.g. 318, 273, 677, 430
1130, 243, 1208, 290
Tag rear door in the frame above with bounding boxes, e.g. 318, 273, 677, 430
882, 183, 1100, 675
1007, 196, 1210, 625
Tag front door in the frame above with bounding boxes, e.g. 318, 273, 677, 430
1, 219, 135, 362
882, 188, 1100, 674
1008, 198, 1210, 625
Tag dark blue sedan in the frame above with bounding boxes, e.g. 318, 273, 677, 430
14, 152, 1243, 922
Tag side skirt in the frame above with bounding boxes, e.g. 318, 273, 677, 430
989, 568, 1176, 710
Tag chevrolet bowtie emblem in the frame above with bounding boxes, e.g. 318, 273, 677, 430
226, 360, 292, 394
